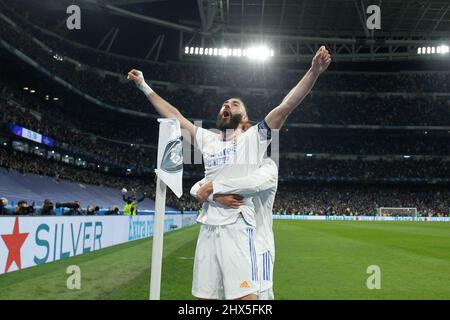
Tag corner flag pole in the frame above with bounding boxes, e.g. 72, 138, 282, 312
149, 174, 166, 300
149, 118, 183, 300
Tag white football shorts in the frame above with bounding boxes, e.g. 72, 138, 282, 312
258, 250, 274, 300
192, 216, 259, 300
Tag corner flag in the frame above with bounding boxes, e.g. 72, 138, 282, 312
149, 118, 183, 300
156, 118, 183, 197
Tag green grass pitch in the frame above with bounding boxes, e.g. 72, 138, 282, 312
1, 220, 449, 300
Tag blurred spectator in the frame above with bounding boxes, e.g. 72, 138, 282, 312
86, 204, 100, 216
36, 199, 55, 216
104, 205, 121, 215
60, 201, 84, 216
122, 191, 146, 216
0, 197, 9, 215
14, 200, 35, 215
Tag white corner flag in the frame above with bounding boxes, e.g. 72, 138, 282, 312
156, 118, 183, 197
149, 118, 183, 300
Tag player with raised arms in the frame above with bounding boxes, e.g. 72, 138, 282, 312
127, 46, 331, 300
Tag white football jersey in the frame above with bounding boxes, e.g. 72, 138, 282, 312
195, 122, 271, 227
212, 158, 278, 258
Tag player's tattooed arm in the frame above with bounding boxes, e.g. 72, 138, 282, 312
264, 46, 331, 130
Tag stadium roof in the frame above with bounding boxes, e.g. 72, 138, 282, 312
7, 0, 450, 62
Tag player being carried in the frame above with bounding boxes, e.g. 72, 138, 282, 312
127, 46, 331, 300
191, 157, 279, 300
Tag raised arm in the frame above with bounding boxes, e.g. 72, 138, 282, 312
264, 46, 331, 129
127, 69, 195, 143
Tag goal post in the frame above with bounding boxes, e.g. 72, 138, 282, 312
377, 207, 418, 217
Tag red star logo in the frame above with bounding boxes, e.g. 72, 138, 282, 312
1, 217, 29, 273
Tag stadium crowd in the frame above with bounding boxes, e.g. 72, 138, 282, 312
278, 158, 450, 181
272, 184, 450, 217
2, 145, 450, 216
0, 10, 450, 127
0, 86, 156, 173
4, 82, 450, 160
1, 0, 450, 217
2, 0, 450, 94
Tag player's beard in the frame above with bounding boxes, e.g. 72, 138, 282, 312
216, 112, 242, 131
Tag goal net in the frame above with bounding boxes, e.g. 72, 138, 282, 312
377, 207, 418, 217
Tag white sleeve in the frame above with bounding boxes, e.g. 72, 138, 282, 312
213, 161, 278, 196
245, 122, 272, 163
190, 179, 204, 198
190, 178, 214, 203
195, 126, 218, 151
194, 126, 204, 150
256, 120, 272, 143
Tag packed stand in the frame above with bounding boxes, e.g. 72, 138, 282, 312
273, 184, 450, 217
0, 10, 450, 127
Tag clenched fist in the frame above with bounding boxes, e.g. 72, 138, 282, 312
127, 69, 145, 86
127, 69, 153, 95
311, 46, 331, 75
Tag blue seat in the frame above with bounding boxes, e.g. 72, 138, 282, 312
0, 168, 175, 211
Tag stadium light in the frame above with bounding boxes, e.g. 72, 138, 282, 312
184, 46, 274, 61
52, 54, 63, 61
222, 48, 229, 57
247, 46, 273, 61
418, 45, 449, 55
